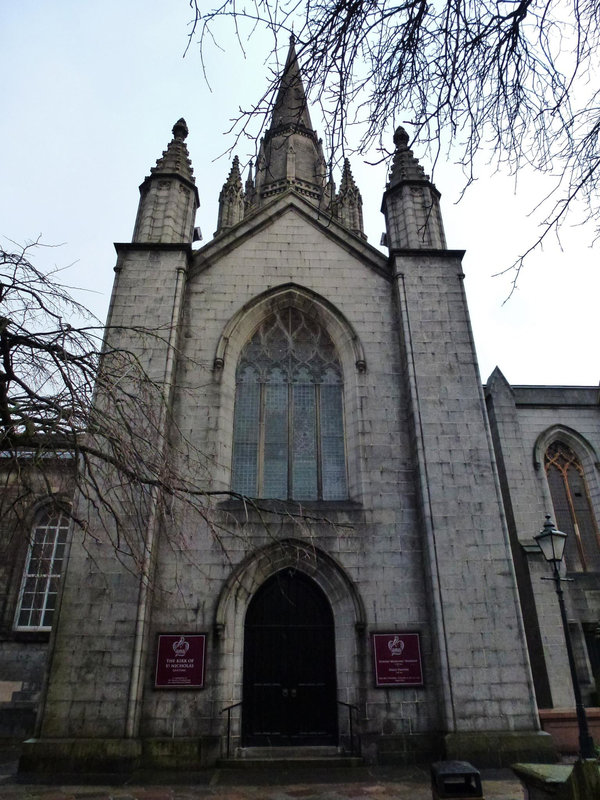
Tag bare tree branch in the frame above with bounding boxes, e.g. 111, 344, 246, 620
188, 0, 600, 281
0, 240, 345, 577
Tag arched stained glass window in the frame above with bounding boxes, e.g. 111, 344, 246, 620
545, 441, 600, 572
15, 509, 70, 630
232, 307, 347, 501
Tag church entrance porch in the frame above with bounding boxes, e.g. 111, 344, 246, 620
242, 569, 338, 746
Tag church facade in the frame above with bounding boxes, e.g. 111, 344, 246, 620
2, 42, 599, 770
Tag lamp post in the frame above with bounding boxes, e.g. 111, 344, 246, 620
534, 515, 596, 759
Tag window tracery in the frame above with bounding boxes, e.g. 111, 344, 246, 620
232, 307, 347, 501
545, 441, 600, 572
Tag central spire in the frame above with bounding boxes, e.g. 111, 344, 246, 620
270, 36, 314, 132
214, 39, 366, 239
253, 36, 327, 205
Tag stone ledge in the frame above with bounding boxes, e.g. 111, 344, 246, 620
513, 760, 600, 800
19, 737, 142, 774
141, 736, 220, 769
444, 730, 557, 768
362, 732, 443, 765
18, 736, 221, 774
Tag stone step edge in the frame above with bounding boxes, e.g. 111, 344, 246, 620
217, 756, 364, 768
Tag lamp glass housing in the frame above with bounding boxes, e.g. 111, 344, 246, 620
535, 517, 567, 563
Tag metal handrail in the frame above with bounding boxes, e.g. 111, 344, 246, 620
220, 701, 242, 759
221, 699, 360, 759
337, 700, 360, 756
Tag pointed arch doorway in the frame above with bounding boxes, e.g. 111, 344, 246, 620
242, 569, 338, 746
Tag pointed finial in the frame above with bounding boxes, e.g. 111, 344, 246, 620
245, 160, 255, 190
393, 126, 410, 149
388, 125, 426, 184
172, 118, 189, 141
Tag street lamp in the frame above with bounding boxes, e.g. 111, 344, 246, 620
534, 515, 596, 759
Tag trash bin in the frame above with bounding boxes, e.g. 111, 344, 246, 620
431, 760, 484, 799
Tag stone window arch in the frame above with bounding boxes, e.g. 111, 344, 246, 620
231, 306, 347, 500
214, 284, 366, 501
544, 439, 600, 572
14, 506, 70, 631
213, 538, 366, 753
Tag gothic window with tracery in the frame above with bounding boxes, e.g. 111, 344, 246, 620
545, 441, 600, 572
14, 509, 69, 631
232, 307, 347, 501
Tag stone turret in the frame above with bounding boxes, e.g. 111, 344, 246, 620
216, 156, 245, 234
333, 159, 366, 240
132, 118, 199, 244
382, 127, 446, 249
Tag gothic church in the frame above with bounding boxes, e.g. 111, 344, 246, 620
3, 40, 599, 771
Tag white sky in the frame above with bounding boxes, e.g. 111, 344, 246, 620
2, 0, 598, 387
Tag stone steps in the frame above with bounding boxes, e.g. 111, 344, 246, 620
218, 746, 363, 768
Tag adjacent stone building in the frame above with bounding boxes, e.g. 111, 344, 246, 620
2, 40, 599, 769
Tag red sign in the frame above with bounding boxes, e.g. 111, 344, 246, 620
372, 632, 423, 687
155, 634, 206, 689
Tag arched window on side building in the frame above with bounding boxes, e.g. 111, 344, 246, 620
14, 508, 70, 631
545, 441, 600, 572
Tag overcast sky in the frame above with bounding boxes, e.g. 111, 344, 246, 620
2, 0, 598, 386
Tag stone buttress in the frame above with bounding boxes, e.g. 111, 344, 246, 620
20, 120, 199, 773
382, 127, 549, 762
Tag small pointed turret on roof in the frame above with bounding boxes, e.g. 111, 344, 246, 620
333, 159, 366, 239
381, 126, 446, 249
215, 156, 245, 235
132, 119, 199, 244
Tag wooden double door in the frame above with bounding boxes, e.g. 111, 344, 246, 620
242, 569, 338, 746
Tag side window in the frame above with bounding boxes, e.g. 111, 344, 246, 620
14, 509, 69, 631
545, 441, 600, 572
231, 307, 347, 501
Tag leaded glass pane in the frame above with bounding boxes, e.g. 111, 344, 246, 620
546, 461, 581, 569
232, 381, 260, 495
567, 464, 600, 572
292, 384, 317, 499
263, 384, 289, 498
320, 385, 347, 500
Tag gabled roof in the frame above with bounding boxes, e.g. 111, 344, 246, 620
192, 188, 389, 279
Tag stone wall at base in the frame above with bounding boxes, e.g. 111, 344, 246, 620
445, 730, 557, 768
0, 641, 48, 738
19, 729, 556, 772
370, 732, 443, 765
19, 738, 143, 774
19, 736, 221, 774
